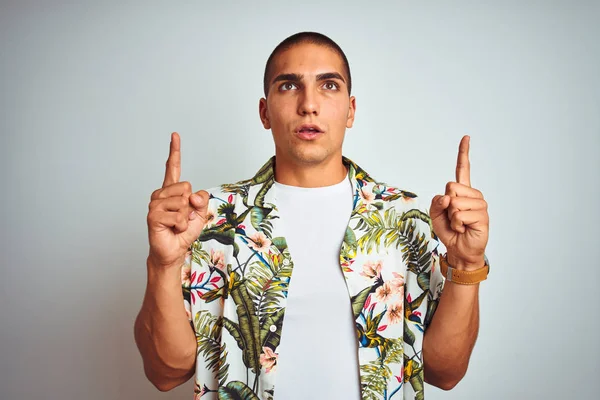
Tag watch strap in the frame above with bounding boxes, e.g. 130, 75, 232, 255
439, 254, 489, 285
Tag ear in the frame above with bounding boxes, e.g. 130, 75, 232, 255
346, 96, 356, 129
259, 98, 271, 129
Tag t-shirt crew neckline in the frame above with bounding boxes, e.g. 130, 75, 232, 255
274, 173, 350, 193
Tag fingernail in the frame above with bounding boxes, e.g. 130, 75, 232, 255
438, 196, 445, 205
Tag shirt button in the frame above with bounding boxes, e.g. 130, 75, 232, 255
283, 259, 290, 266
269, 325, 277, 332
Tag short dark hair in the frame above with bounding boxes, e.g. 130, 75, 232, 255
263, 31, 352, 97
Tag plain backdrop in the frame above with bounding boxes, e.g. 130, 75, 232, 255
1, 1, 599, 399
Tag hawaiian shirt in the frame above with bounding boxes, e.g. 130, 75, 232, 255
182, 156, 446, 400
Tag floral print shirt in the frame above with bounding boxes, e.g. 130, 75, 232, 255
182, 156, 446, 400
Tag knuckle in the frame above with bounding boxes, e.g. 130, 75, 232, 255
147, 211, 157, 225
182, 181, 192, 193
180, 196, 189, 208
451, 210, 462, 221
151, 188, 161, 200
445, 182, 454, 193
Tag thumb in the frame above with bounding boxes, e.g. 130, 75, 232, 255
189, 190, 209, 220
429, 195, 450, 220
181, 190, 210, 246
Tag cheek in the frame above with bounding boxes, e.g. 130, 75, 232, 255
267, 100, 294, 126
326, 101, 350, 126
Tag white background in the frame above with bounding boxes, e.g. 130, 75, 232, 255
1, 1, 599, 399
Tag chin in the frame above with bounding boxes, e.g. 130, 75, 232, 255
288, 147, 332, 165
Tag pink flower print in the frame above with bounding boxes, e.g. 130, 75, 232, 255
248, 232, 272, 253
181, 263, 192, 287
375, 282, 394, 303
388, 301, 403, 325
259, 346, 278, 373
210, 249, 225, 270
360, 187, 375, 204
195, 383, 208, 399
389, 271, 405, 296
360, 260, 383, 279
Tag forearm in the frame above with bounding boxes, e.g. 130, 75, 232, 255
134, 257, 197, 391
423, 281, 479, 390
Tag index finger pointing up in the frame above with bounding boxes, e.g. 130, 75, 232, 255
162, 132, 181, 188
455, 135, 471, 187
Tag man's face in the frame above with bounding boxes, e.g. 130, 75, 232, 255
259, 43, 356, 166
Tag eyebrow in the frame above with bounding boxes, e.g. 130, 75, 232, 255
271, 72, 346, 86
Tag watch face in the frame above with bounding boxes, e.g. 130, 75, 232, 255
484, 254, 490, 272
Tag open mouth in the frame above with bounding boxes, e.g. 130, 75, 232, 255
295, 124, 324, 139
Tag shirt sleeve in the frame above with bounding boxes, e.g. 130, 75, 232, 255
421, 201, 446, 332
402, 197, 446, 334
181, 251, 193, 323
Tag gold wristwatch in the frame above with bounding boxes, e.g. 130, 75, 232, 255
439, 254, 490, 285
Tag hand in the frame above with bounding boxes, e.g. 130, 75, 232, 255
429, 136, 489, 270
147, 132, 209, 270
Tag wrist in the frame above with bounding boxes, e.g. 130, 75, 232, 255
446, 253, 485, 272
146, 256, 185, 285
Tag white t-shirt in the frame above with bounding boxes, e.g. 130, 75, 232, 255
273, 174, 361, 400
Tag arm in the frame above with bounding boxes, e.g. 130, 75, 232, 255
136, 132, 209, 391
134, 257, 197, 391
423, 135, 489, 390
422, 257, 482, 390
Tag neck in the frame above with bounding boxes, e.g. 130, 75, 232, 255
274, 154, 348, 188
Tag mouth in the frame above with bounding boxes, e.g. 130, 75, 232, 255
295, 124, 324, 140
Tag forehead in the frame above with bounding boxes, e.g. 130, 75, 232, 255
270, 43, 346, 78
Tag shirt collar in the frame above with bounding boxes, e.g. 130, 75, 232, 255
244, 155, 375, 208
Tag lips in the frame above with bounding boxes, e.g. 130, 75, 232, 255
295, 123, 323, 134
295, 124, 324, 140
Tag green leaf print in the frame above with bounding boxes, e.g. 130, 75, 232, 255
229, 280, 262, 374
222, 316, 246, 355
351, 286, 375, 320
246, 250, 292, 326
198, 229, 240, 257
360, 360, 392, 400
354, 208, 432, 265
260, 307, 285, 350
271, 237, 287, 252
383, 338, 404, 365
217, 380, 261, 400
404, 320, 416, 346
190, 240, 211, 266
410, 374, 425, 400
417, 272, 430, 292
250, 206, 273, 235
344, 226, 357, 246
424, 292, 440, 330
408, 290, 428, 313
254, 176, 274, 208
399, 209, 435, 240
194, 310, 229, 387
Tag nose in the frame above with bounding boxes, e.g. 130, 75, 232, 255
297, 87, 319, 116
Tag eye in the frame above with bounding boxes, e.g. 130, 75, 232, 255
322, 81, 339, 91
280, 82, 298, 91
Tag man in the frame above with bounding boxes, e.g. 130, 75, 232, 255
134, 32, 490, 400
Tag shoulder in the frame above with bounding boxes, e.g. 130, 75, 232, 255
360, 177, 440, 243
362, 175, 428, 214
